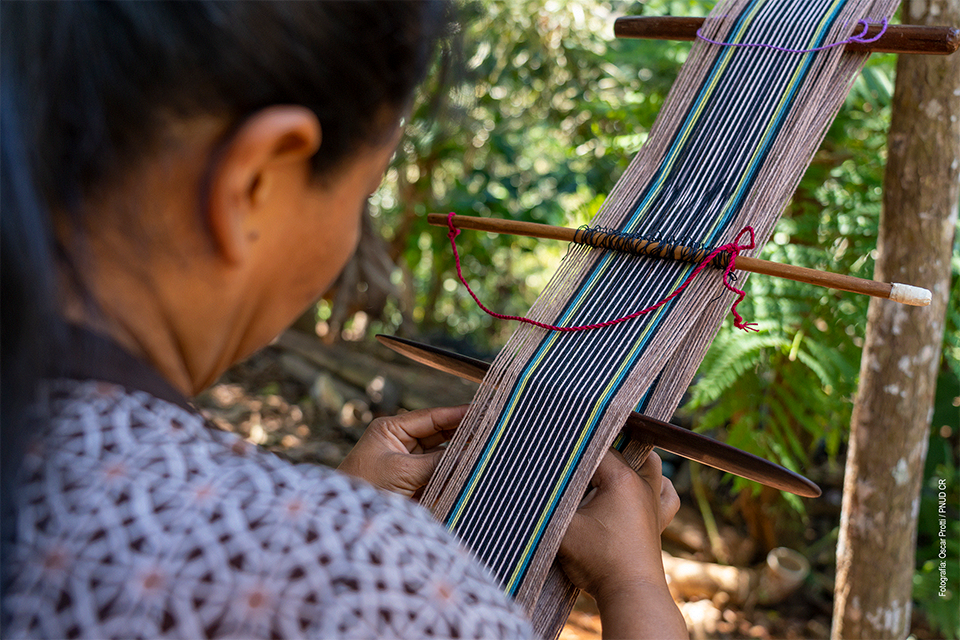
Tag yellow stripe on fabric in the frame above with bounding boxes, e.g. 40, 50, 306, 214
557, 7, 761, 323
619, 0, 763, 231
447, 242, 634, 529
502, 265, 691, 592
452, 254, 679, 548
446, 339, 560, 528
502, 303, 679, 592
715, 0, 845, 228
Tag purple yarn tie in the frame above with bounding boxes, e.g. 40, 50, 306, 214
696, 17, 888, 54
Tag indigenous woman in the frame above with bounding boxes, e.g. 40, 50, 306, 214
1, 3, 686, 638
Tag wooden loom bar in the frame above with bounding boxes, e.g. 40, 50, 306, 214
613, 16, 960, 55
427, 213, 932, 306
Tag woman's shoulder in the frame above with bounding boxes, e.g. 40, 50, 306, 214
5, 379, 534, 639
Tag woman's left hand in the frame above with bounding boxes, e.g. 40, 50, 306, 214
338, 405, 467, 498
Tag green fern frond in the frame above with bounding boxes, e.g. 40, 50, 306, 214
689, 330, 789, 406
768, 390, 811, 461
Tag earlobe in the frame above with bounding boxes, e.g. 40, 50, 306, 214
206, 106, 322, 265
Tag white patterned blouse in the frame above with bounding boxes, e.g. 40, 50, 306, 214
2, 328, 534, 639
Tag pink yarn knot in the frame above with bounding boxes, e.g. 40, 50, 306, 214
447, 214, 461, 241
712, 226, 758, 332
446, 212, 757, 333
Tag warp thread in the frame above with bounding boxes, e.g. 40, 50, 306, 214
446, 212, 759, 332
696, 17, 888, 53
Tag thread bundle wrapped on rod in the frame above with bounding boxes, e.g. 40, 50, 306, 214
421, 2, 900, 638
426, 212, 932, 306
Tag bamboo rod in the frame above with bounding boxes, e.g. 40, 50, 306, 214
427, 213, 932, 307
613, 17, 960, 55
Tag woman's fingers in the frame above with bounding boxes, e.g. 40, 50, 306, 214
376, 404, 468, 451
635, 452, 680, 532
660, 474, 681, 532
589, 448, 629, 486
636, 450, 664, 494
338, 406, 469, 497
379, 450, 446, 495
562, 450, 688, 639
559, 450, 669, 597
403, 450, 446, 488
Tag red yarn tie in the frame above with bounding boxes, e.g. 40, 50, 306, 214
446, 212, 758, 333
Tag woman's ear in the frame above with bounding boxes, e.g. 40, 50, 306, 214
206, 106, 322, 265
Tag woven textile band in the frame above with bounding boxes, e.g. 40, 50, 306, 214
422, 1, 898, 637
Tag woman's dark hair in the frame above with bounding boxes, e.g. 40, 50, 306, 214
0, 0, 449, 575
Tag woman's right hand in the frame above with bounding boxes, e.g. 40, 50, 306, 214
558, 450, 688, 639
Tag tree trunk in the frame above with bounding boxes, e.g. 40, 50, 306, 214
832, 1, 960, 638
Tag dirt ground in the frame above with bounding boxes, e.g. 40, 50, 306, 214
193, 331, 940, 640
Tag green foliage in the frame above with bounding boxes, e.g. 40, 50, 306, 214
944, 249, 960, 383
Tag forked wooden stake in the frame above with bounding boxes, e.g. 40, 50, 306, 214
613, 17, 960, 55
427, 213, 932, 307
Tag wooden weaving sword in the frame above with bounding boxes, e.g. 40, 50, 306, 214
377, 334, 821, 498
